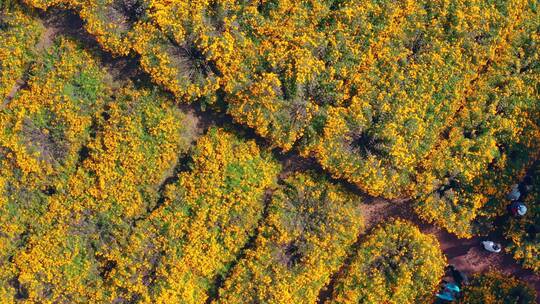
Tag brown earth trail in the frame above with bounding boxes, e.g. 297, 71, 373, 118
361, 198, 540, 303
10, 7, 538, 303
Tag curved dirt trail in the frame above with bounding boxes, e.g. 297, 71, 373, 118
361, 199, 540, 302
12, 7, 537, 303
277, 152, 540, 303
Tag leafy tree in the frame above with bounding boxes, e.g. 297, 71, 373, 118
0, 5, 43, 101
415, 2, 540, 237
107, 128, 280, 303
328, 220, 446, 304
217, 172, 364, 303
1, 34, 190, 302
0, 37, 110, 300
458, 272, 536, 304
505, 162, 540, 273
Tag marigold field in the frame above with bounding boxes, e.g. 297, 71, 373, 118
0, 0, 538, 303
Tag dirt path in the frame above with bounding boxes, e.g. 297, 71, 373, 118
15, 5, 538, 302
361, 199, 540, 302
2, 81, 23, 109
273, 151, 540, 302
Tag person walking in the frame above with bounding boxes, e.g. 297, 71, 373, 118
507, 184, 521, 201
436, 282, 461, 302
482, 240, 502, 253
507, 201, 527, 217
447, 265, 468, 286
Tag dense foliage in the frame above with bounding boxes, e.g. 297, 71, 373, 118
16, 0, 540, 239
106, 128, 280, 303
505, 162, 540, 272
459, 271, 537, 304
0, 37, 111, 300
328, 220, 446, 304
0, 5, 43, 101
1, 0, 539, 303
413, 2, 540, 237
0, 15, 192, 299
217, 172, 364, 303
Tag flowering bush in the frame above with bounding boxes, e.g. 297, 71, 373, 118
0, 5, 43, 101
459, 271, 536, 304
217, 172, 364, 303
0, 29, 191, 300
505, 162, 540, 273
328, 220, 446, 304
106, 128, 280, 303
1, 0, 539, 301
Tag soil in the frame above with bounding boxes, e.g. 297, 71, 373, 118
10, 6, 538, 303
361, 198, 540, 303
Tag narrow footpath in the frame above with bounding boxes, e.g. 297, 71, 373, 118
15, 7, 538, 303
362, 198, 540, 302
